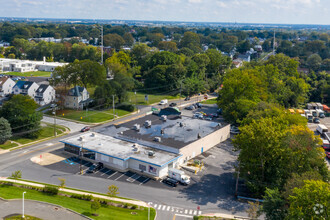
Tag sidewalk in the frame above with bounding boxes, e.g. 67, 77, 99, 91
0, 177, 149, 207
202, 213, 250, 219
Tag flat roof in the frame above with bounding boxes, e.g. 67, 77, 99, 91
96, 114, 223, 149
60, 132, 181, 167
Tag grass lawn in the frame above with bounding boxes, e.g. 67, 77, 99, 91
0, 141, 19, 150
201, 99, 218, 105
5, 215, 42, 220
5, 71, 51, 77
0, 124, 66, 149
0, 184, 156, 220
128, 92, 180, 105
52, 108, 133, 123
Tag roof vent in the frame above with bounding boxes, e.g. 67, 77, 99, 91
132, 144, 140, 154
154, 137, 161, 142
148, 151, 155, 157
197, 133, 201, 139
144, 120, 152, 128
160, 115, 167, 121
160, 129, 164, 135
79, 136, 85, 141
133, 124, 140, 131
180, 122, 184, 127
91, 133, 96, 137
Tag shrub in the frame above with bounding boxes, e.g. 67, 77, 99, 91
131, 205, 138, 210
193, 216, 199, 220
10, 170, 22, 179
71, 193, 93, 201
43, 186, 59, 195
117, 103, 135, 112
91, 199, 101, 214
123, 203, 129, 208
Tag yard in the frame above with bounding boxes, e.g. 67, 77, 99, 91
0, 184, 156, 220
52, 108, 133, 123
201, 98, 218, 105
0, 124, 66, 150
4, 71, 51, 77
128, 92, 180, 105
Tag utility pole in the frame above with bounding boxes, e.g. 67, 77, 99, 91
101, 25, 104, 65
22, 191, 26, 218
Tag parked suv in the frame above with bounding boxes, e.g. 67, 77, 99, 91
162, 177, 179, 187
87, 162, 104, 173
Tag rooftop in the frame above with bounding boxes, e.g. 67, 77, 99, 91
61, 132, 180, 167
96, 114, 223, 149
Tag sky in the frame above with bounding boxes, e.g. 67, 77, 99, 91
0, 0, 329, 25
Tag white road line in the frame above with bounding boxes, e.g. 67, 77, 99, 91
175, 214, 193, 219
167, 206, 170, 211
114, 172, 126, 181
101, 169, 112, 176
154, 204, 158, 209
139, 177, 150, 185
94, 167, 106, 174
198, 211, 202, 215
185, 210, 188, 214
107, 171, 118, 179
157, 205, 162, 210
126, 174, 140, 183
162, 206, 166, 211
193, 210, 197, 215
189, 210, 193, 215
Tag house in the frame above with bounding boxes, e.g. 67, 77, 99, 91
64, 86, 90, 109
34, 84, 55, 105
0, 77, 15, 97
13, 81, 39, 98
232, 59, 243, 68
237, 53, 251, 62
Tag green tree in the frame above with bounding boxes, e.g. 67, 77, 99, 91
0, 95, 42, 138
287, 180, 329, 219
104, 33, 125, 50
123, 32, 134, 46
107, 185, 119, 197
8, 53, 15, 59
11, 170, 22, 179
90, 199, 101, 215
0, 117, 12, 144
307, 54, 322, 71
180, 31, 201, 52
158, 41, 178, 52
262, 188, 287, 220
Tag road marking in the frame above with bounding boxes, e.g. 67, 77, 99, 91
46, 143, 53, 146
167, 206, 170, 211
94, 167, 106, 174
139, 177, 150, 185
101, 169, 112, 176
198, 211, 202, 215
193, 210, 197, 215
175, 214, 193, 219
114, 172, 126, 181
126, 174, 140, 183
108, 171, 118, 179
162, 206, 166, 211
185, 210, 188, 214
18, 142, 62, 157
157, 205, 162, 210
154, 204, 158, 209
189, 210, 193, 215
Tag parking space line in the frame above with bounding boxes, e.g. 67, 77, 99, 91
162, 206, 166, 210
107, 171, 118, 179
198, 211, 202, 215
167, 206, 170, 211
184, 210, 188, 214
189, 210, 193, 215
114, 172, 126, 181
94, 167, 106, 174
154, 204, 158, 209
126, 173, 140, 183
157, 205, 162, 210
139, 177, 150, 185
101, 169, 112, 176
193, 210, 197, 215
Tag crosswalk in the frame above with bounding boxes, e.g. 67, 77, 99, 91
150, 203, 202, 216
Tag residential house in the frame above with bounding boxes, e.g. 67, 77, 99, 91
64, 86, 90, 110
237, 53, 251, 62
34, 84, 55, 105
232, 59, 243, 68
13, 81, 39, 98
0, 77, 15, 97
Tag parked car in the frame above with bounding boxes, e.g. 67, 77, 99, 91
184, 97, 190, 101
196, 103, 202, 108
217, 108, 222, 115
193, 113, 203, 119
162, 177, 179, 187
169, 102, 177, 107
326, 151, 330, 159
159, 99, 168, 105
86, 162, 104, 173
204, 117, 213, 121
313, 118, 320, 124
230, 125, 240, 134
185, 105, 195, 110
80, 126, 90, 132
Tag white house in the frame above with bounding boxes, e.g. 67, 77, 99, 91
0, 77, 15, 97
64, 86, 90, 109
34, 84, 55, 105
13, 81, 39, 98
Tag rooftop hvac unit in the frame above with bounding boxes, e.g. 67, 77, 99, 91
91, 133, 96, 137
148, 151, 155, 157
133, 124, 140, 131
144, 120, 152, 128
160, 115, 167, 121
154, 137, 161, 142
179, 122, 184, 127
132, 144, 140, 153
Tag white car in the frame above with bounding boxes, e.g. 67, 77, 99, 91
159, 99, 168, 105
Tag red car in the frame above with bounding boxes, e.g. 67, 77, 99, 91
326, 151, 330, 159
80, 126, 90, 132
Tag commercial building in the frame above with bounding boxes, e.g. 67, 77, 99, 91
62, 114, 230, 178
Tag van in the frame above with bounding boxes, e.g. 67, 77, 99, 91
316, 124, 328, 135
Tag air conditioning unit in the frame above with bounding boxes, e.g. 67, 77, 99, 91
160, 115, 167, 121
79, 136, 84, 141
91, 133, 96, 137
133, 124, 140, 131
154, 137, 161, 142
144, 120, 152, 128
148, 151, 155, 157
132, 144, 140, 153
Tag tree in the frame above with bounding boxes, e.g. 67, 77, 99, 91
0, 95, 42, 138
180, 32, 201, 52
11, 170, 22, 179
107, 185, 119, 197
158, 41, 178, 52
0, 117, 12, 144
287, 180, 330, 219
206, 49, 231, 76
8, 53, 15, 59
91, 199, 101, 215
104, 33, 125, 50
262, 188, 287, 220
58, 178, 66, 188
246, 201, 261, 220
123, 32, 134, 46
307, 54, 322, 71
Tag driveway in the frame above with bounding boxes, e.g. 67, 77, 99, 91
0, 199, 87, 220
42, 116, 86, 133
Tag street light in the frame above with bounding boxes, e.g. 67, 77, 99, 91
22, 191, 26, 218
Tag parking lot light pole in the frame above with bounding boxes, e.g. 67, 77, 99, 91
22, 191, 26, 218
80, 143, 83, 175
